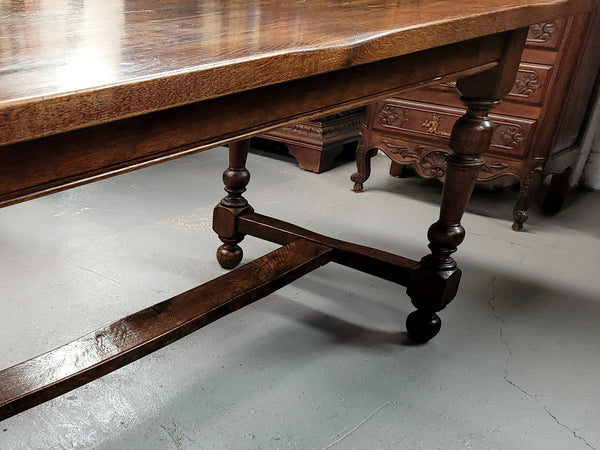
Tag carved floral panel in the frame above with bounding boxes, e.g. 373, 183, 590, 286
525, 19, 566, 50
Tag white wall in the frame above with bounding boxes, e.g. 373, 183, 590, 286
582, 120, 600, 190
575, 76, 600, 191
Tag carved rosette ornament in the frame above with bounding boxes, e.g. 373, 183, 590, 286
377, 104, 407, 128
496, 123, 525, 148
511, 70, 540, 98
419, 151, 450, 180
527, 22, 556, 42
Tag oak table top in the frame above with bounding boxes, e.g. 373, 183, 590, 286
0, 0, 588, 146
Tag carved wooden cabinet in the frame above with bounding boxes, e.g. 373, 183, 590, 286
254, 109, 364, 173
352, 8, 599, 230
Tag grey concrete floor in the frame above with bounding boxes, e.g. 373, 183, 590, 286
1, 147, 599, 449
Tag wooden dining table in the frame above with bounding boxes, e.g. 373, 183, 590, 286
0, 0, 590, 421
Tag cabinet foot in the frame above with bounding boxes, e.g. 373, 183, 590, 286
511, 166, 543, 231
542, 167, 573, 214
351, 147, 378, 192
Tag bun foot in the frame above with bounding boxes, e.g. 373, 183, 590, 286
217, 243, 243, 269
406, 310, 441, 343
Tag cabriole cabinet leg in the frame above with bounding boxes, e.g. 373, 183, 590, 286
512, 166, 544, 231
351, 120, 378, 192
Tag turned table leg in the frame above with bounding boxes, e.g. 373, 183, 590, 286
405, 28, 528, 342
406, 97, 499, 342
213, 139, 254, 269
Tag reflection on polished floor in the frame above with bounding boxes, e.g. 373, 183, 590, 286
1, 147, 599, 449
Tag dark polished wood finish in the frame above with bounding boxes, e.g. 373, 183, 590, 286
0, 0, 591, 421
214, 140, 254, 269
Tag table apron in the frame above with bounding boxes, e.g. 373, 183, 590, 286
0, 33, 508, 207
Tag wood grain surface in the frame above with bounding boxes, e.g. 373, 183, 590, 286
0, 238, 333, 421
0, 0, 590, 146
238, 212, 418, 285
